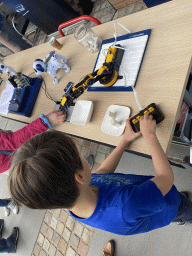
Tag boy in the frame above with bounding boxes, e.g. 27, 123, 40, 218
8, 114, 192, 235
0, 109, 66, 217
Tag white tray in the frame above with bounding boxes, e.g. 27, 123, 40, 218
101, 105, 131, 136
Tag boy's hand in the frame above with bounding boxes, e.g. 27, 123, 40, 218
122, 118, 141, 144
139, 114, 156, 139
45, 110, 66, 126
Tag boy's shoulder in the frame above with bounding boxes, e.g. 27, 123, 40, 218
91, 172, 153, 188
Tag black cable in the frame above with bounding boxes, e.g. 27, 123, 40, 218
40, 75, 57, 103
27, 71, 35, 77
27, 71, 57, 103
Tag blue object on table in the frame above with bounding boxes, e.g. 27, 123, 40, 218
8, 75, 43, 117
143, 0, 171, 8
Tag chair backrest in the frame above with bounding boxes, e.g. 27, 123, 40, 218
58, 15, 101, 37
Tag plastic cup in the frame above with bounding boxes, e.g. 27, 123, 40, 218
48, 37, 63, 50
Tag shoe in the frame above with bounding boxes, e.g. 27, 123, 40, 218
177, 220, 186, 225
7, 201, 19, 214
86, 154, 94, 170
3, 207, 10, 216
0, 219, 4, 239
102, 240, 115, 256
9, 227, 19, 253
180, 191, 189, 198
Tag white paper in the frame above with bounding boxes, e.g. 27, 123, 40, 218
0, 81, 14, 115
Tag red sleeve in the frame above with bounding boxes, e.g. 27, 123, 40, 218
0, 118, 48, 152
0, 118, 48, 173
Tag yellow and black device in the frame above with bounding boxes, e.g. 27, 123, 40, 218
130, 103, 164, 133
60, 44, 125, 113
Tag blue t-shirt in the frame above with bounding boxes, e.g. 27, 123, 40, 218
69, 173, 181, 235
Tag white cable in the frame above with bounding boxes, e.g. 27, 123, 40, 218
124, 72, 142, 111
102, 22, 131, 56
112, 22, 131, 47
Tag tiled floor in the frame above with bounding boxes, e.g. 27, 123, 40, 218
1, 1, 148, 256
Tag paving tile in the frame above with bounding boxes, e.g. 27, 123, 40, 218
80, 146, 90, 158
92, 162, 101, 173
104, 13, 115, 23
69, 233, 80, 250
44, 211, 52, 225
73, 137, 84, 145
125, 3, 136, 16
39, 249, 47, 256
59, 209, 69, 224
90, 142, 99, 151
89, 149, 97, 159
112, 10, 119, 20
46, 227, 54, 241
98, 144, 110, 154
66, 246, 76, 256
95, 151, 106, 164
43, 238, 50, 253
66, 215, 76, 231
77, 240, 89, 256
0, 116, 8, 130
76, 143, 82, 154
51, 217, 58, 230
94, 5, 100, 13
133, 1, 145, 13
48, 209, 54, 215
41, 222, 48, 237
58, 238, 68, 254
74, 222, 84, 237
33, 242, 41, 256
82, 228, 91, 245
37, 233, 45, 246
55, 251, 63, 256
52, 232, 61, 247
53, 209, 61, 219
82, 139, 91, 148
108, 146, 115, 154
5, 120, 26, 132
116, 6, 129, 19
48, 244, 57, 256
56, 221, 65, 236
63, 227, 71, 243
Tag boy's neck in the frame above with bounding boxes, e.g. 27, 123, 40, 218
69, 185, 98, 219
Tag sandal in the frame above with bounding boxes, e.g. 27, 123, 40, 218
102, 240, 115, 256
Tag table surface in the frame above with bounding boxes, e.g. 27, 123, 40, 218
1, 0, 192, 156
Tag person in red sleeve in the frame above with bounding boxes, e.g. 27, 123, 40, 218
0, 109, 66, 174
0, 109, 66, 216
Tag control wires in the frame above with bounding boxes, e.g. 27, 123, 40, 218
28, 71, 56, 103
102, 22, 131, 56
124, 72, 142, 111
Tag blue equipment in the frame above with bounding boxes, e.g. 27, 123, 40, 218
8, 75, 43, 117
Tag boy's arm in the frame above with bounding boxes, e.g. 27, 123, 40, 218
95, 119, 141, 174
140, 114, 174, 196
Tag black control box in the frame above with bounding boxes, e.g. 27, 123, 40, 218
130, 103, 164, 133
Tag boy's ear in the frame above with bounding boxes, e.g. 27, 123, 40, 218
74, 171, 87, 185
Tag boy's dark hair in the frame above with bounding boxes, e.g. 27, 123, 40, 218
8, 130, 83, 209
